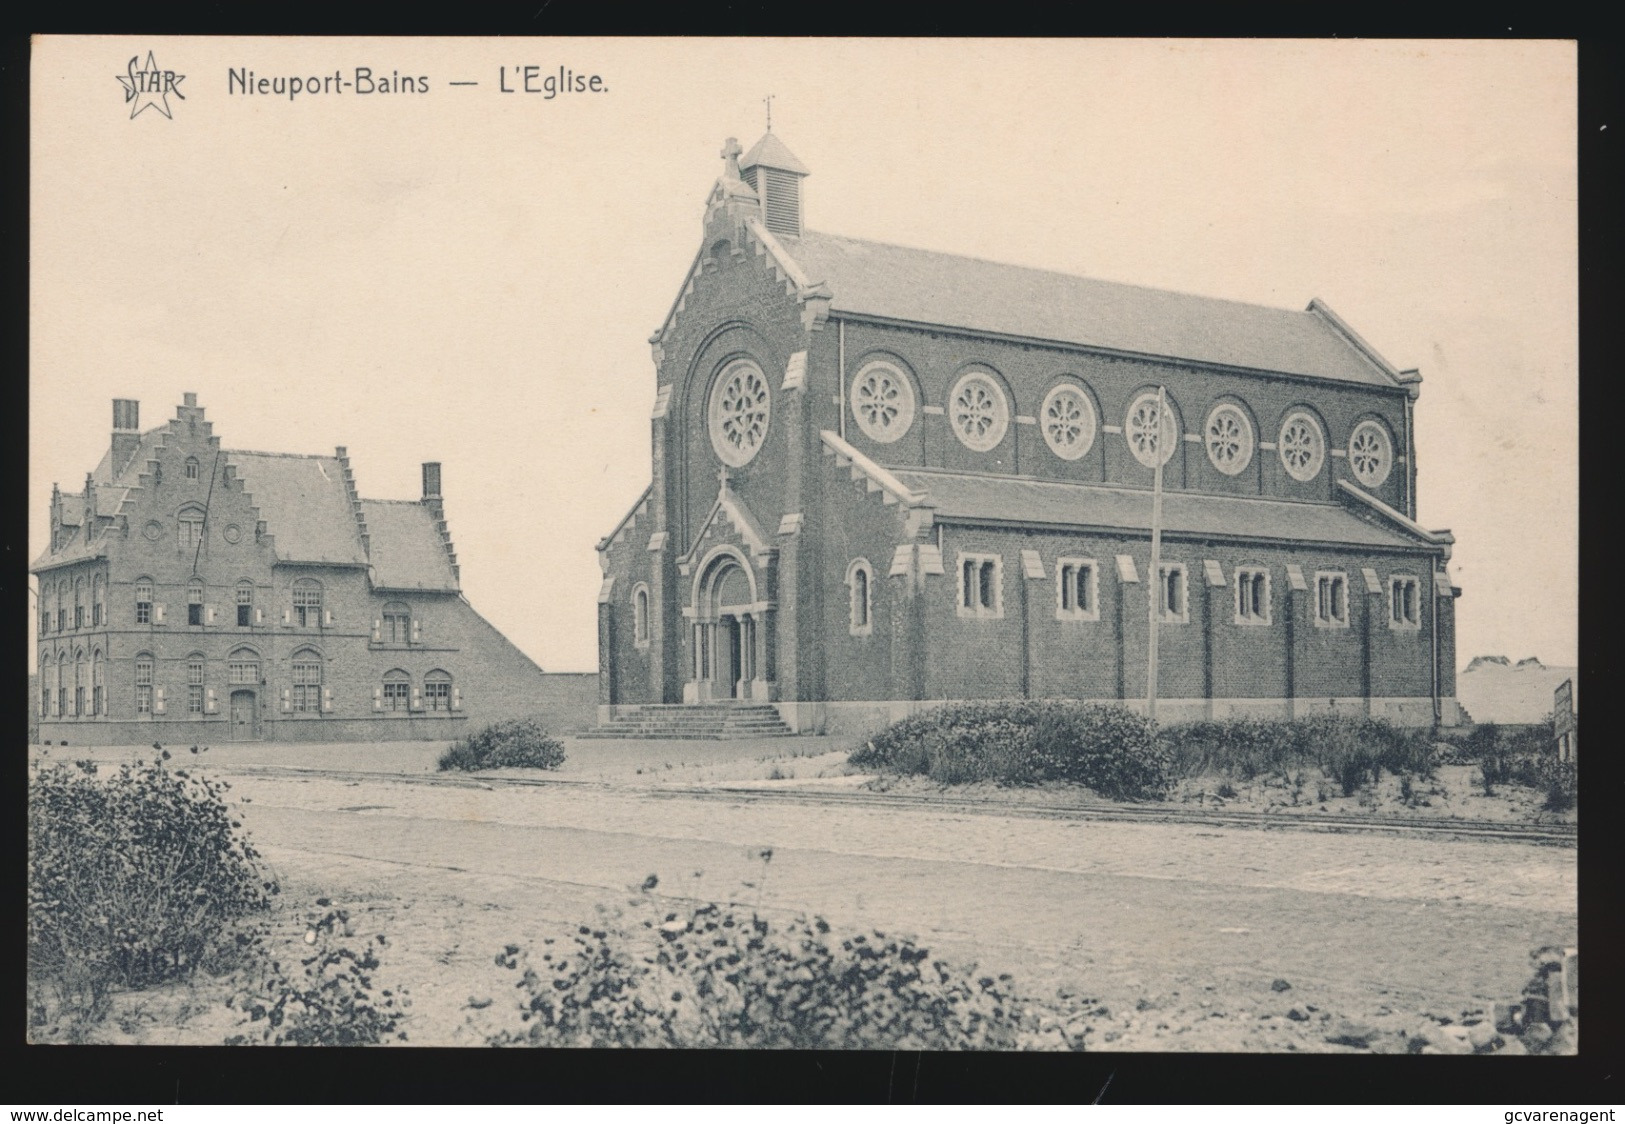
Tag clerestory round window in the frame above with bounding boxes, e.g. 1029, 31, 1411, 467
1125, 391, 1179, 468
1278, 410, 1326, 482
948, 370, 1010, 452
850, 360, 916, 444
1348, 419, 1393, 488
1204, 403, 1254, 476
1040, 384, 1097, 461
707, 360, 771, 468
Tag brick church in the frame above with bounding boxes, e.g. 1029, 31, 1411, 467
597, 131, 1462, 734
33, 394, 551, 744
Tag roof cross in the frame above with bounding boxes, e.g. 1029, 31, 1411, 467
720, 137, 742, 178
717, 463, 731, 492
763, 94, 775, 132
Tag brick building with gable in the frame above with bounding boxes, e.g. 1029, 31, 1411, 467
594, 131, 1462, 735
33, 393, 553, 744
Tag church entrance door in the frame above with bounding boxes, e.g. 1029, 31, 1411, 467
724, 617, 744, 699
230, 689, 260, 740
691, 553, 764, 703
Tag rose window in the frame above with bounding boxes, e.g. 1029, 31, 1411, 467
708, 361, 771, 467
1278, 411, 1325, 482
1040, 384, 1096, 461
851, 361, 916, 444
1126, 392, 1178, 468
1348, 420, 1392, 488
948, 371, 1009, 452
1204, 404, 1254, 476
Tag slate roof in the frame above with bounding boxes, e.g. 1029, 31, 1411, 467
741, 132, 810, 175
887, 469, 1428, 550
228, 452, 368, 566
361, 500, 459, 591
780, 231, 1398, 387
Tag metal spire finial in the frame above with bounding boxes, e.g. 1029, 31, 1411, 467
764, 94, 775, 132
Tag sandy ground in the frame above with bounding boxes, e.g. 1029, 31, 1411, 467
39, 735, 1577, 1052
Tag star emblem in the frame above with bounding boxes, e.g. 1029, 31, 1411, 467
116, 51, 186, 120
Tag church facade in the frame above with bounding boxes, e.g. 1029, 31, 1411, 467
33, 394, 551, 744
596, 132, 1461, 734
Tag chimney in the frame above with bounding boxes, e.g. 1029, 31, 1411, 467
421, 462, 442, 501
739, 132, 810, 238
182, 391, 197, 407
111, 399, 141, 479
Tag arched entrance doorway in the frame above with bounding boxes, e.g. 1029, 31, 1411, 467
690, 552, 765, 702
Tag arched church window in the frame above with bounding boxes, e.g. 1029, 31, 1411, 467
1041, 384, 1097, 461
708, 360, 771, 468
948, 370, 1009, 452
632, 585, 650, 647
851, 360, 916, 444
1126, 392, 1180, 469
1348, 420, 1393, 488
1278, 411, 1326, 482
847, 559, 873, 636
1205, 403, 1255, 476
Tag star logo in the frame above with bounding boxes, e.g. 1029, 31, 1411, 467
116, 51, 186, 120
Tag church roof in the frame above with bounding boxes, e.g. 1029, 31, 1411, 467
888, 468, 1430, 550
361, 500, 459, 591
779, 231, 1400, 387
740, 132, 810, 175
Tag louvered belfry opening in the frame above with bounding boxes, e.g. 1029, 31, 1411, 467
739, 131, 810, 239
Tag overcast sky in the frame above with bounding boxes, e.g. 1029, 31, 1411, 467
31, 37, 1577, 672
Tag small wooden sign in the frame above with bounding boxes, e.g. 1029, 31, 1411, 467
1553, 678, 1576, 762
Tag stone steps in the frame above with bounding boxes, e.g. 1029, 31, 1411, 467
580, 704, 796, 740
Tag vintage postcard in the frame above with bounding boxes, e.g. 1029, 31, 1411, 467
28, 37, 1577, 1059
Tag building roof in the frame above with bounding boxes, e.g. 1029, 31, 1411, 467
740, 132, 810, 175
228, 452, 368, 566
780, 231, 1399, 387
887, 468, 1430, 550
361, 500, 459, 591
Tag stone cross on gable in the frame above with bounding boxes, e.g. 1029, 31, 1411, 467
721, 137, 742, 178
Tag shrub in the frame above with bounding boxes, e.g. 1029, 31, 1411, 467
851, 701, 1169, 800
1158, 714, 1432, 794
28, 753, 277, 1024
486, 895, 1077, 1050
1539, 757, 1577, 813
227, 901, 408, 1045
438, 718, 566, 772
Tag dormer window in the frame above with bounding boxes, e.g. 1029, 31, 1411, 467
293, 579, 323, 628
382, 601, 411, 645
184, 456, 200, 480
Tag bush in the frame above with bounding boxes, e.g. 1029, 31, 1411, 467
851, 701, 1169, 800
28, 752, 277, 1023
438, 718, 566, 772
227, 901, 408, 1046
1158, 714, 1433, 794
486, 895, 1078, 1050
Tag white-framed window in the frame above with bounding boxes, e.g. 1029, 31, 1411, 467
55, 649, 67, 717
948, 370, 1010, 452
187, 655, 205, 714
1234, 566, 1270, 625
1389, 576, 1421, 630
135, 654, 154, 714
632, 585, 651, 648
1348, 419, 1394, 488
293, 579, 323, 628
846, 559, 874, 635
236, 581, 255, 627
134, 578, 154, 625
92, 573, 105, 627
1156, 562, 1189, 624
1205, 403, 1255, 476
850, 359, 917, 444
1126, 391, 1180, 468
1278, 410, 1326, 482
1056, 558, 1099, 620
91, 649, 103, 715
188, 578, 205, 626
1040, 384, 1098, 461
708, 359, 771, 468
228, 649, 260, 685
1315, 571, 1350, 627
178, 504, 206, 549
73, 577, 85, 630
957, 552, 1003, 619
291, 649, 323, 712
56, 580, 67, 632
383, 669, 410, 711
424, 669, 453, 711
39, 588, 49, 635
73, 649, 85, 717
184, 456, 200, 480
383, 601, 411, 645
39, 655, 50, 716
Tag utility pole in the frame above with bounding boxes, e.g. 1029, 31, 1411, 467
1147, 385, 1167, 721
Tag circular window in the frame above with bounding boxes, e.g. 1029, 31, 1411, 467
707, 360, 771, 467
948, 370, 1009, 452
143, 520, 163, 542
1040, 384, 1097, 461
1278, 410, 1326, 482
1125, 392, 1179, 468
1204, 403, 1254, 476
222, 523, 242, 544
1348, 420, 1393, 488
850, 360, 916, 444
